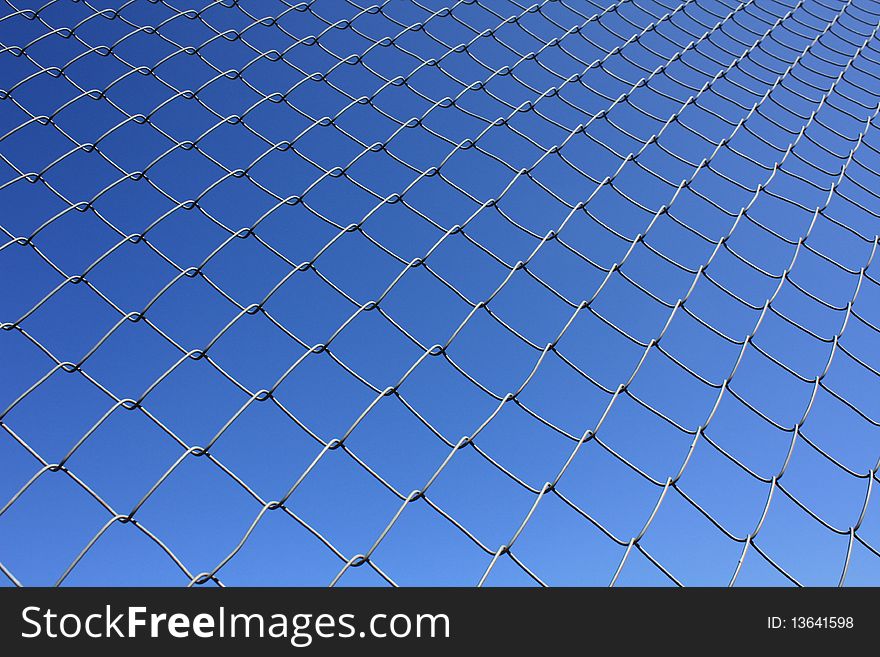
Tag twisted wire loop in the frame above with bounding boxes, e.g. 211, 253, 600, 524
2, 0, 880, 587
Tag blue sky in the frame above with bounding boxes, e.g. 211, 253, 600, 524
2, 0, 880, 586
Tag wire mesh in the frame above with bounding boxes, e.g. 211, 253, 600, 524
2, 0, 880, 586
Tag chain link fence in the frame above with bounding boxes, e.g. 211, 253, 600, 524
2, 0, 880, 586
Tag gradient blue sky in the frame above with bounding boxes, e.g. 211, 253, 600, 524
2, 0, 880, 586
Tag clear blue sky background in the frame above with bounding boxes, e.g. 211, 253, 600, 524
2, 0, 880, 586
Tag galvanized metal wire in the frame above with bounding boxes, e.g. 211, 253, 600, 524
2, 0, 880, 586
